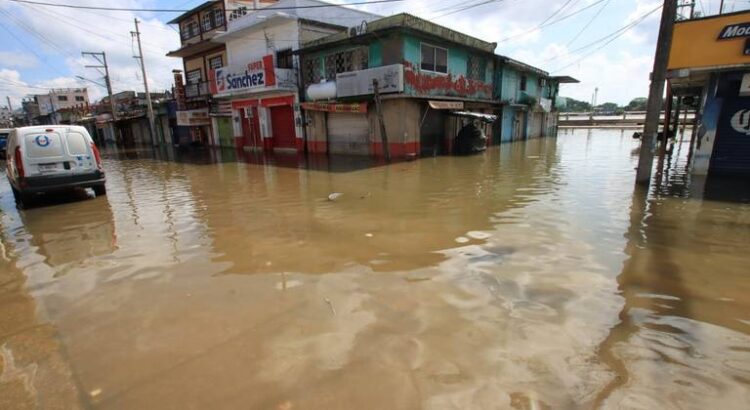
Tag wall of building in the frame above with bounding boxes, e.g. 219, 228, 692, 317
401, 34, 493, 100
693, 73, 722, 175
226, 19, 300, 65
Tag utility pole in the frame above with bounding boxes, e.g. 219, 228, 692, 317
6, 96, 12, 111
132, 18, 157, 145
719, 0, 724, 14
636, 0, 677, 185
372, 79, 390, 162
82, 51, 117, 122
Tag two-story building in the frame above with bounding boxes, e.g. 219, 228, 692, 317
298, 13, 499, 158
208, 0, 379, 151
32, 88, 90, 125
494, 57, 578, 143
167, 0, 268, 146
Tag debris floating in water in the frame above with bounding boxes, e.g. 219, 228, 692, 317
324, 298, 336, 316
365, 233, 374, 238
90, 388, 102, 398
327, 192, 343, 201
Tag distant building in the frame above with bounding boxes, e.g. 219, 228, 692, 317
29, 88, 89, 125
0, 106, 11, 127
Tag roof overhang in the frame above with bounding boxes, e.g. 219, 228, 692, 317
168, 1, 218, 24
167, 41, 225, 58
213, 13, 297, 43
551, 75, 580, 84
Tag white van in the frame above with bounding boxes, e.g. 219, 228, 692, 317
5, 125, 106, 206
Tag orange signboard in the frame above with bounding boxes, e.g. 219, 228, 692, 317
669, 11, 750, 70
300, 102, 367, 113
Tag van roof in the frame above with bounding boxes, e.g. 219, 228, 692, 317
15, 125, 88, 133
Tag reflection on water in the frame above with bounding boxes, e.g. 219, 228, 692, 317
1, 129, 749, 409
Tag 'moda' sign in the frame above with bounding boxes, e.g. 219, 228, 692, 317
718, 22, 750, 40
214, 55, 276, 96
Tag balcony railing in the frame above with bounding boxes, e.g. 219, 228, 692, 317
185, 81, 210, 99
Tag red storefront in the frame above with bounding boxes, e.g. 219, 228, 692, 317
210, 54, 302, 152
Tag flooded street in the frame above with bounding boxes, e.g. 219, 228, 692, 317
1, 129, 749, 409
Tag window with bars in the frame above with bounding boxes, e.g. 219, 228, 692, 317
324, 48, 368, 80
466, 55, 485, 81
213, 8, 224, 27
421, 44, 447, 74
202, 13, 212, 32
303, 57, 321, 85
520, 75, 527, 92
181, 21, 199, 41
208, 55, 223, 70
186, 69, 202, 84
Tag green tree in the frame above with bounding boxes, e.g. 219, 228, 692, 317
626, 97, 648, 111
558, 97, 591, 112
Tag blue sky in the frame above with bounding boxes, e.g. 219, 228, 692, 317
0, 0, 747, 108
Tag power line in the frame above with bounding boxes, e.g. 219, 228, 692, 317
538, 0, 577, 27
551, 5, 662, 72
565, 0, 610, 46
8, 0, 405, 12
432, 0, 500, 20
497, 0, 609, 43
0, 18, 69, 77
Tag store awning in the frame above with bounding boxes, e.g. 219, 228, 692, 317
450, 111, 497, 123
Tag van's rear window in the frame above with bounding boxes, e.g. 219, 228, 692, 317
0, 133, 9, 139
66, 131, 88, 155
24, 132, 64, 158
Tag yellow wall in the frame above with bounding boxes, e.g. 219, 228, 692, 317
185, 56, 204, 80
669, 11, 750, 70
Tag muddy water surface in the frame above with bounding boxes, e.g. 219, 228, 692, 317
1, 129, 749, 409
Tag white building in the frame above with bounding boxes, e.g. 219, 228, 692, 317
34, 88, 89, 124
0, 106, 11, 127
209, 0, 379, 151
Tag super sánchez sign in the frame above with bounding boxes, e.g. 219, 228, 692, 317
212, 55, 276, 96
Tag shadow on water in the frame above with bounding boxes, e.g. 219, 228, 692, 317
100, 144, 405, 173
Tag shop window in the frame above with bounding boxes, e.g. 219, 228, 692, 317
186, 69, 202, 84
421, 43, 447, 74
520, 75, 527, 92
209, 55, 223, 70
303, 57, 321, 84
324, 47, 368, 80
276, 48, 293, 69
466, 55, 485, 81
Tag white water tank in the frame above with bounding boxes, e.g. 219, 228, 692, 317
306, 81, 336, 101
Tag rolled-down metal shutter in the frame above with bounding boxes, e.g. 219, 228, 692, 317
327, 112, 369, 155
711, 97, 750, 176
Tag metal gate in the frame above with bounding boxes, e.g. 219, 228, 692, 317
327, 112, 370, 155
711, 97, 750, 176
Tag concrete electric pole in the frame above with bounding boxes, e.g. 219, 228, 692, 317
82, 51, 117, 122
636, 0, 677, 185
132, 18, 157, 145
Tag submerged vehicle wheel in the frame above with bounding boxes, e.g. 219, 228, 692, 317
93, 185, 107, 196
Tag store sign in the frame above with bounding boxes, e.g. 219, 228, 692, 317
718, 22, 750, 40
214, 55, 276, 96
176, 108, 210, 126
428, 100, 463, 110
669, 13, 750, 70
336, 64, 404, 98
300, 102, 367, 113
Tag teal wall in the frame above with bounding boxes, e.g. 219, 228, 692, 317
501, 106, 514, 142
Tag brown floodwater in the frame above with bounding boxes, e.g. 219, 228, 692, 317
1, 129, 749, 409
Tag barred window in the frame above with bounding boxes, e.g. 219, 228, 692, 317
303, 57, 322, 85
466, 55, 485, 81
324, 48, 368, 80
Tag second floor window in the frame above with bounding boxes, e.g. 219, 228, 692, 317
324, 48, 368, 80
276, 49, 293, 69
208, 55, 223, 70
213, 9, 224, 27
303, 57, 321, 85
520, 75, 528, 92
202, 13, 212, 32
466, 55, 485, 81
57, 95, 68, 101
75, 96, 85, 102
181, 21, 199, 41
421, 44, 447, 74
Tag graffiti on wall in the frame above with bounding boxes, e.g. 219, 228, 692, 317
402, 61, 492, 99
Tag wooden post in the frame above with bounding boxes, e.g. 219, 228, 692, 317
372, 79, 390, 161
636, 0, 677, 185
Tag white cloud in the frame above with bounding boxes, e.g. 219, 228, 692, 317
0, 51, 39, 69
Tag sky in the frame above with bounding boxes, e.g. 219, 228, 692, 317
0, 0, 747, 109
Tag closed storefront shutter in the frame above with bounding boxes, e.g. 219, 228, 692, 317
327, 112, 370, 155
711, 97, 750, 176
